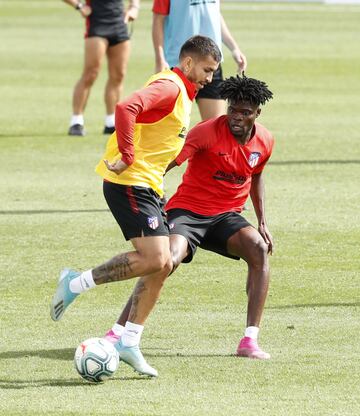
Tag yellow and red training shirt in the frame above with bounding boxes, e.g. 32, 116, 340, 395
166, 115, 275, 215
95, 68, 196, 197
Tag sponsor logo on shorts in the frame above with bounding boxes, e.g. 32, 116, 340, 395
148, 216, 159, 230
169, 223, 175, 230
248, 152, 261, 168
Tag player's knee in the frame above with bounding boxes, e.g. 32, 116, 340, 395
247, 239, 269, 270
82, 68, 100, 86
146, 252, 173, 275
111, 69, 126, 85
170, 248, 183, 269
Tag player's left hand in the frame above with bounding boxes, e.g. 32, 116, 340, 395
258, 223, 274, 255
124, 5, 139, 23
104, 159, 129, 175
232, 48, 247, 73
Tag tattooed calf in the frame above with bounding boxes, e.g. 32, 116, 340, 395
93, 253, 133, 284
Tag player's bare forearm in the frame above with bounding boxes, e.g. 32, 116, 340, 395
250, 173, 274, 253
250, 173, 266, 223
220, 14, 247, 72
93, 254, 133, 284
165, 159, 177, 174
152, 13, 169, 72
124, 0, 140, 23
62, 0, 91, 17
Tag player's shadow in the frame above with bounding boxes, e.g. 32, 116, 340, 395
269, 159, 360, 165
267, 301, 360, 310
0, 347, 74, 361
0, 209, 109, 215
0, 348, 154, 389
0, 376, 146, 390
140, 349, 234, 358
0, 347, 233, 361
0, 378, 85, 389
0, 133, 67, 138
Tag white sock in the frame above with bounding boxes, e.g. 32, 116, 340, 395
112, 323, 125, 336
245, 326, 259, 340
69, 269, 96, 294
121, 321, 144, 347
70, 114, 84, 126
104, 113, 115, 128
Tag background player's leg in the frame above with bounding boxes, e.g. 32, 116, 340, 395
103, 40, 130, 132
69, 37, 108, 135
197, 97, 226, 120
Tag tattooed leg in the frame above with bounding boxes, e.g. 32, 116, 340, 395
127, 269, 170, 325
93, 253, 135, 284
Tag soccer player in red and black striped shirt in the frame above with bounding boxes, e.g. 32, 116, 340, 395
107, 75, 275, 360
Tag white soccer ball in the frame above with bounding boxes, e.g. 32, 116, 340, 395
74, 337, 119, 383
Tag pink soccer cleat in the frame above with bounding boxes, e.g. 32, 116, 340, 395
103, 329, 121, 345
236, 336, 270, 360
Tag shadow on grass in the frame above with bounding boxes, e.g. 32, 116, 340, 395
0, 133, 67, 138
269, 159, 360, 165
0, 375, 149, 390
0, 209, 109, 215
0, 348, 75, 361
0, 347, 234, 362
267, 301, 360, 310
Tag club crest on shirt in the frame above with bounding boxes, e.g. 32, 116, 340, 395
248, 152, 261, 168
147, 216, 159, 230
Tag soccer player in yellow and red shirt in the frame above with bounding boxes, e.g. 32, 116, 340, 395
107, 75, 275, 361
50, 36, 221, 377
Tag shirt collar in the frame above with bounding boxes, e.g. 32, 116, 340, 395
172, 67, 197, 101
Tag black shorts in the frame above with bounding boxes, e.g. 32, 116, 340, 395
86, 20, 130, 46
196, 65, 224, 100
167, 209, 252, 263
103, 181, 169, 240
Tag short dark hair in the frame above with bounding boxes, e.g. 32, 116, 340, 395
179, 35, 222, 63
219, 74, 273, 106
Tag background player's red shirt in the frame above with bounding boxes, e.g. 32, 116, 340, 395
166, 115, 275, 216
152, 0, 170, 15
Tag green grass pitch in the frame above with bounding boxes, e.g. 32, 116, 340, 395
0, 1, 360, 415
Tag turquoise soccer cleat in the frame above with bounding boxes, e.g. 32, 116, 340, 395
50, 268, 80, 321
115, 340, 158, 377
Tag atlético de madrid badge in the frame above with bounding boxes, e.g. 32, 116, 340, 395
147, 216, 159, 230
248, 152, 261, 168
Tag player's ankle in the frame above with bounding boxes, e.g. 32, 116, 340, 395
69, 269, 95, 294
121, 321, 144, 347
244, 326, 259, 340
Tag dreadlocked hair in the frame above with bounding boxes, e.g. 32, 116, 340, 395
219, 74, 273, 106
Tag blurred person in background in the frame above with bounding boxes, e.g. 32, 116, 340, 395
63, 0, 140, 136
152, 0, 247, 120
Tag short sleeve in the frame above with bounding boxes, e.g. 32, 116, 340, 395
152, 0, 170, 15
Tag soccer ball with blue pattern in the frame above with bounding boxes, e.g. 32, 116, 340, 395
74, 337, 119, 383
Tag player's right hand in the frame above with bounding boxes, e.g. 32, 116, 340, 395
155, 60, 170, 73
104, 159, 129, 175
80, 5, 92, 18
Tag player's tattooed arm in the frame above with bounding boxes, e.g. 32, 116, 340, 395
92, 253, 133, 283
